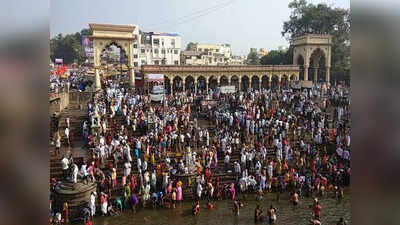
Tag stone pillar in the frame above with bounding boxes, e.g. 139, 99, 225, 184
259, 79, 261, 91
183, 81, 186, 92
95, 67, 101, 91
304, 65, 309, 81
170, 82, 173, 95
194, 81, 197, 94
129, 66, 135, 88
206, 81, 209, 94
238, 81, 241, 91
268, 77, 272, 89
278, 77, 282, 91
313, 67, 318, 83
326, 66, 331, 84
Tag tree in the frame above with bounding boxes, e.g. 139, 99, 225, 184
185, 42, 197, 51
260, 48, 294, 65
282, 0, 350, 80
260, 50, 285, 65
50, 28, 92, 64
246, 51, 260, 65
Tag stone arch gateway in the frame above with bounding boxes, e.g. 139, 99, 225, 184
90, 23, 137, 91
292, 34, 332, 84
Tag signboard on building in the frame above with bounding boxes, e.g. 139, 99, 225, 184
82, 35, 94, 57
219, 85, 236, 94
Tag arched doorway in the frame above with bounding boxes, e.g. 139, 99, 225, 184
271, 75, 279, 91
185, 76, 195, 93
251, 76, 260, 90
164, 77, 171, 94
100, 43, 128, 84
220, 76, 229, 86
197, 76, 206, 94
261, 75, 269, 90
281, 74, 289, 89
241, 75, 249, 92
90, 23, 135, 90
231, 76, 239, 91
173, 76, 183, 93
297, 55, 305, 81
310, 48, 327, 83
209, 76, 217, 91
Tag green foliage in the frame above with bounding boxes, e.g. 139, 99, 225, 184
247, 51, 260, 65
185, 42, 197, 51
50, 28, 92, 64
282, 0, 350, 80
260, 47, 294, 65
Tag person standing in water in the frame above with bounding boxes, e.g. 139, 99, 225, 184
233, 200, 240, 216
192, 200, 200, 215
268, 205, 277, 225
254, 204, 265, 222
291, 191, 299, 210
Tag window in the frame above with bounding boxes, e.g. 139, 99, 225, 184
171, 39, 175, 47
161, 49, 166, 54
198, 48, 202, 51
216, 49, 219, 52
141, 49, 145, 53
174, 60, 179, 65
134, 54, 138, 59
174, 50, 178, 54
134, 62, 138, 67
133, 44, 137, 48
162, 60, 166, 65
154, 60, 159, 65
141, 60, 146, 65
153, 39, 160, 45
154, 49, 159, 54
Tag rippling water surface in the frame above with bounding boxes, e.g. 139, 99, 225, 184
92, 189, 350, 225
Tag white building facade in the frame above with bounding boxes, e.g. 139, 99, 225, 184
181, 43, 234, 65
139, 32, 181, 66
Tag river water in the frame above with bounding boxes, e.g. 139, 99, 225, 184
93, 189, 350, 225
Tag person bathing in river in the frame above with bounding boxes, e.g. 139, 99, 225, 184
254, 204, 265, 222
233, 200, 241, 216
291, 191, 299, 210
268, 205, 277, 225
207, 200, 214, 210
192, 200, 200, 215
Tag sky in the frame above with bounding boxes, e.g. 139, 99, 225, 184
50, 0, 349, 55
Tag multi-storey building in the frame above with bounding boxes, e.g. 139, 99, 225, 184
139, 32, 181, 66
181, 43, 234, 65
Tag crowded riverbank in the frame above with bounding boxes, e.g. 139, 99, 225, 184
50, 79, 350, 225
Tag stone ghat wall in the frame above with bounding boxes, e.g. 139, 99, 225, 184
54, 182, 97, 219
69, 91, 93, 108
49, 91, 69, 115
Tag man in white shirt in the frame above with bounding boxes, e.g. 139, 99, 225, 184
65, 127, 70, 146
61, 157, 69, 180
72, 163, 79, 184
89, 192, 97, 218
224, 154, 230, 172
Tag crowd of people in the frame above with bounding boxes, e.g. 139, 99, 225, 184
49, 68, 93, 94
50, 78, 350, 225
